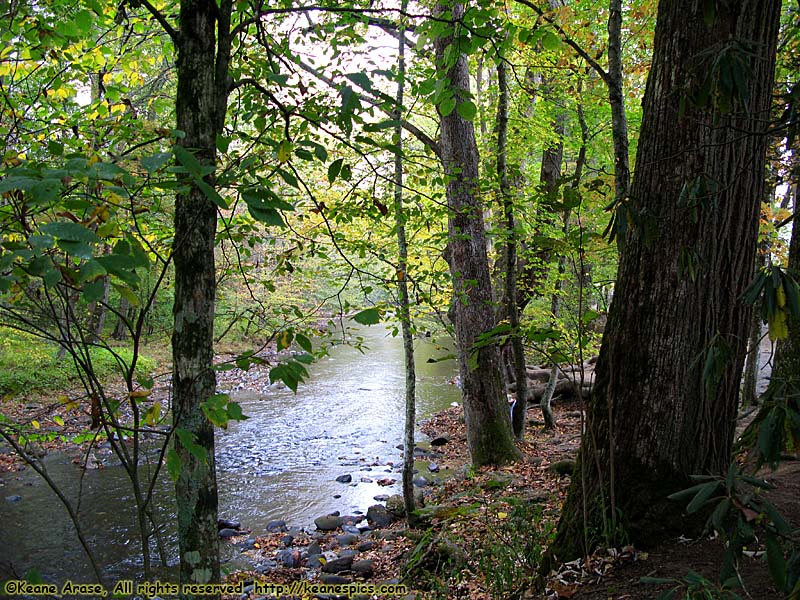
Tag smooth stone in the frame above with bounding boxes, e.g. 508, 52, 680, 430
306, 540, 321, 556
427, 462, 440, 473
5, 495, 22, 503
386, 495, 405, 516
373, 494, 390, 502
357, 540, 377, 552
280, 534, 294, 547
255, 560, 277, 573
320, 574, 351, 584
366, 504, 394, 528
219, 528, 240, 538
412, 475, 429, 487
218, 518, 241, 530
266, 519, 287, 533
352, 559, 374, 577
341, 525, 361, 535
305, 554, 324, 569
321, 554, 354, 574
236, 538, 257, 550
336, 474, 353, 483
336, 533, 358, 546
548, 458, 576, 476
430, 434, 450, 446
315, 515, 343, 531
275, 548, 301, 568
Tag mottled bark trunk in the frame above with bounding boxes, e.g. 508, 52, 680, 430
496, 60, 529, 440
394, 0, 417, 524
768, 184, 800, 401
607, 0, 630, 210
435, 1, 520, 466
548, 0, 781, 564
172, 0, 230, 594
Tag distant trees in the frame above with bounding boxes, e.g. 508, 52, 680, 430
549, 0, 782, 561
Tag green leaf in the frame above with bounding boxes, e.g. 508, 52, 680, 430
83, 280, 106, 303
175, 428, 208, 462
141, 152, 172, 174
166, 447, 181, 481
48, 140, 64, 156
686, 480, 720, 513
41, 221, 100, 244
346, 72, 373, 90
439, 96, 456, 117
766, 533, 787, 589
327, 158, 344, 184
352, 307, 380, 325
196, 179, 228, 209
456, 100, 478, 121
295, 332, 313, 353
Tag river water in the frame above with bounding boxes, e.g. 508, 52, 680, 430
0, 325, 460, 585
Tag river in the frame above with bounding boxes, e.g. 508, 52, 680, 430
0, 324, 460, 585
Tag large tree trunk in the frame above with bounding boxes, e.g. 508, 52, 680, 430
435, 1, 520, 466
547, 0, 781, 564
172, 0, 230, 593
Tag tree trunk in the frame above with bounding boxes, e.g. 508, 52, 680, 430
172, 0, 231, 593
766, 184, 799, 402
547, 0, 781, 564
496, 60, 529, 440
394, 0, 417, 524
435, 1, 520, 466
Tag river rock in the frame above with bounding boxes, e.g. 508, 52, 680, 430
320, 573, 351, 584
352, 559, 374, 577
280, 534, 294, 547
5, 495, 22, 503
427, 462, 440, 473
219, 528, 240, 538
236, 538, 257, 550
276, 548, 301, 568
218, 518, 241, 530
430, 434, 450, 446
412, 475, 429, 487
373, 494, 390, 502
254, 559, 277, 573
357, 540, 377, 552
336, 533, 358, 546
376, 477, 396, 486
306, 540, 321, 556
321, 554, 354, 574
305, 554, 324, 569
385, 495, 405, 516
342, 524, 361, 535
266, 519, 287, 533
339, 548, 358, 557
315, 515, 343, 531
548, 458, 576, 476
336, 474, 352, 484
366, 504, 395, 528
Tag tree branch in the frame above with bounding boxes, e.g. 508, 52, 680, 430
138, 0, 179, 43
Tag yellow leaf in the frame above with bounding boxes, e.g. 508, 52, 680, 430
277, 140, 292, 163
497, 511, 508, 519
129, 389, 151, 399
31, 420, 40, 429
145, 401, 161, 426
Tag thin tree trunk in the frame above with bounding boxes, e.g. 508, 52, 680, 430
435, 0, 520, 466
607, 0, 630, 235
497, 60, 529, 440
394, 0, 417, 524
548, 0, 781, 564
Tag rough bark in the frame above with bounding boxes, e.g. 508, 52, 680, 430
172, 0, 231, 594
394, 0, 417, 524
607, 0, 630, 211
767, 184, 800, 401
547, 0, 781, 565
496, 60, 529, 440
435, 1, 520, 466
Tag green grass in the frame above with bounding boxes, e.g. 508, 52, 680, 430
0, 328, 156, 396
